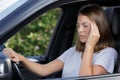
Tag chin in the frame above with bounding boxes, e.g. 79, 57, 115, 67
80, 40, 86, 43
80, 38, 87, 43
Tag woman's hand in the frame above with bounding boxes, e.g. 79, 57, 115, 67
3, 48, 20, 62
86, 21, 100, 48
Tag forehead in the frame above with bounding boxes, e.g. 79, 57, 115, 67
77, 14, 91, 23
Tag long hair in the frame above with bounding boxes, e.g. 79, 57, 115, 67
76, 4, 115, 52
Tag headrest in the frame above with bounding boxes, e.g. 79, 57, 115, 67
105, 7, 120, 37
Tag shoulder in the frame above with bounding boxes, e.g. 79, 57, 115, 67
93, 47, 118, 73
96, 47, 118, 58
64, 46, 76, 53
100, 47, 117, 54
57, 46, 76, 62
58, 46, 76, 57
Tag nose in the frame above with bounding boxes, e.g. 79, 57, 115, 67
78, 26, 84, 33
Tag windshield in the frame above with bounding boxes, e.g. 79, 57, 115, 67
0, 0, 28, 21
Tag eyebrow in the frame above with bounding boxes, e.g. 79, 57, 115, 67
77, 22, 89, 25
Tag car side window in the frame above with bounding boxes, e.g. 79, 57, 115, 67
5, 8, 62, 56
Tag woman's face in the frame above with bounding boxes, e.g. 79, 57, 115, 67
77, 14, 91, 43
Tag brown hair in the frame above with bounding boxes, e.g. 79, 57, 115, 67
76, 4, 115, 52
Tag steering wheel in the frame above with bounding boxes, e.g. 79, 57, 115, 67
11, 62, 24, 80
0, 52, 23, 80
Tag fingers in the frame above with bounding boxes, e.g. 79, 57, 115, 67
86, 21, 100, 47
3, 48, 20, 62
3, 48, 11, 57
10, 56, 20, 62
3, 48, 15, 57
90, 21, 100, 38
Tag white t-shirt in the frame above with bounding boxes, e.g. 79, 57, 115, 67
57, 46, 118, 78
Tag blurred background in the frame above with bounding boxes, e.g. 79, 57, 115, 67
5, 8, 61, 56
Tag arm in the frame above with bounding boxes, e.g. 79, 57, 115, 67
80, 46, 108, 76
3, 48, 64, 77
79, 21, 108, 76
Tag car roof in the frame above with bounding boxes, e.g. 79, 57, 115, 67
0, 0, 28, 21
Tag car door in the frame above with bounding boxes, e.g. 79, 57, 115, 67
0, 0, 64, 80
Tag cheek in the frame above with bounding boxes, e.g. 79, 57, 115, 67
77, 28, 80, 33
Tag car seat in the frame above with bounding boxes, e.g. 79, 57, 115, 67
105, 7, 120, 73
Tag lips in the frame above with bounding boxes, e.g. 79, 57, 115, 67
79, 35, 86, 42
79, 35, 85, 38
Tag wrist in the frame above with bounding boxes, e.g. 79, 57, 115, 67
85, 44, 94, 49
18, 54, 25, 62
85, 45, 95, 53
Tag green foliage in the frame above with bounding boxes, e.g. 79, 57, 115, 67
5, 8, 61, 56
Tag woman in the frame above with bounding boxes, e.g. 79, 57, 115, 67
3, 4, 118, 77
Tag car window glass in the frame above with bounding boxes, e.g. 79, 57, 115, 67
0, 0, 28, 21
5, 8, 62, 56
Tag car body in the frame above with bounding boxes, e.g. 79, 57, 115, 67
0, 0, 120, 80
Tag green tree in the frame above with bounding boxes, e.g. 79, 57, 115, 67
5, 8, 61, 56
